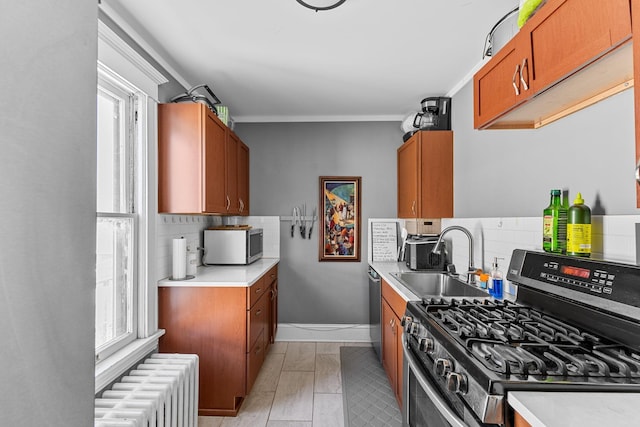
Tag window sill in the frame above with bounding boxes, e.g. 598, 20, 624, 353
95, 329, 165, 394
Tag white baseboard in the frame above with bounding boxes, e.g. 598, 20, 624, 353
275, 323, 372, 342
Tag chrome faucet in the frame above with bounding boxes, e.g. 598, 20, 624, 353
432, 225, 476, 285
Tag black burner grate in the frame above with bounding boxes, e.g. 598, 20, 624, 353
420, 298, 640, 380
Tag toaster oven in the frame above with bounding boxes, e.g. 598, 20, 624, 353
405, 235, 446, 271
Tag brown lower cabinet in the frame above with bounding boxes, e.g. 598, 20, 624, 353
513, 411, 532, 427
381, 278, 407, 408
158, 264, 278, 416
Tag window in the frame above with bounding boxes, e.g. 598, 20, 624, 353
95, 70, 141, 362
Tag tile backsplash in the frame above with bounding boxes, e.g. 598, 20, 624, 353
156, 215, 281, 281
156, 215, 221, 281
441, 215, 640, 297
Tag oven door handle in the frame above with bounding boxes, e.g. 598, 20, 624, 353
404, 337, 468, 427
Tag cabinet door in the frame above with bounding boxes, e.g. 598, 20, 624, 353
397, 135, 419, 218
203, 109, 228, 213
226, 131, 239, 214
474, 35, 529, 129
158, 103, 207, 213
526, 0, 631, 94
419, 131, 453, 218
237, 140, 250, 215
382, 299, 398, 391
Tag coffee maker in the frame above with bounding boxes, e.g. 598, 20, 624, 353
417, 96, 451, 130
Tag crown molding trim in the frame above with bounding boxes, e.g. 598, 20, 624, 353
99, 3, 190, 89
233, 114, 404, 123
97, 20, 168, 86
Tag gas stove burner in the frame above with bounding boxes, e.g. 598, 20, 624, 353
417, 297, 640, 380
420, 296, 496, 308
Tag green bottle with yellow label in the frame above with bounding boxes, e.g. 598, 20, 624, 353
543, 189, 566, 253
566, 192, 591, 257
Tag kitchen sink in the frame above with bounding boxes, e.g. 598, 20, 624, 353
390, 271, 488, 298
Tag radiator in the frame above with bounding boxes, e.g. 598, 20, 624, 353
95, 353, 199, 427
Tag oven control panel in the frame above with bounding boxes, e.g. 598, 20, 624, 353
540, 261, 616, 295
509, 250, 640, 309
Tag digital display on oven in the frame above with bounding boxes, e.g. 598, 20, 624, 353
560, 265, 591, 279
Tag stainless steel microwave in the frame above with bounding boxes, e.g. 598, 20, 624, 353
203, 228, 263, 265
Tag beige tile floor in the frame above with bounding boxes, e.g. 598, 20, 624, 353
198, 341, 372, 427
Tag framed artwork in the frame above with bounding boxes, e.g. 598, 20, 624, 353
319, 176, 361, 262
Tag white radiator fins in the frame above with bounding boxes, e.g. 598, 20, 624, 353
95, 420, 140, 427
95, 353, 199, 427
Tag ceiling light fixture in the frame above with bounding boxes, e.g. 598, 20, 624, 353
296, 0, 347, 12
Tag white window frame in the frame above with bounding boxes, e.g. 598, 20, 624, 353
95, 71, 140, 362
95, 19, 168, 393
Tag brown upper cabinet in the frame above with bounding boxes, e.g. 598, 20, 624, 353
397, 131, 453, 219
474, 0, 632, 130
158, 103, 250, 215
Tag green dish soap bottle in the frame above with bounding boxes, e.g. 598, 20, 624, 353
543, 189, 567, 253
567, 192, 591, 257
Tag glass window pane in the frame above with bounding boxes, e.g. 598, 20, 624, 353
97, 85, 132, 214
95, 215, 134, 349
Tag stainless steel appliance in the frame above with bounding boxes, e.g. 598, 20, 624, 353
203, 228, 263, 265
402, 249, 640, 426
368, 266, 382, 362
405, 235, 446, 271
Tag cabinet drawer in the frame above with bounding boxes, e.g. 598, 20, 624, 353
248, 276, 266, 308
382, 279, 407, 319
246, 329, 266, 394
265, 265, 278, 287
247, 290, 268, 349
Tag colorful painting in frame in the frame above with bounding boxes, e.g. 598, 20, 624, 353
319, 176, 361, 262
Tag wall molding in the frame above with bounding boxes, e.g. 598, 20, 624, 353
98, 20, 168, 87
98, 3, 189, 89
233, 114, 404, 123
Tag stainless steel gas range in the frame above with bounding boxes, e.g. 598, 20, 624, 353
402, 249, 640, 427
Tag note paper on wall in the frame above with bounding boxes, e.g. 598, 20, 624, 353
371, 221, 399, 262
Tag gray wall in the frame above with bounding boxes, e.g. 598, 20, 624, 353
451, 81, 636, 217
1, 2, 97, 426
235, 122, 399, 323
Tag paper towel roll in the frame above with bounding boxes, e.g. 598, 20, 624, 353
172, 237, 187, 280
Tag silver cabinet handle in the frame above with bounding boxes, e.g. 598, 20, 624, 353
411, 200, 416, 216
635, 162, 640, 186
239, 199, 244, 213
520, 58, 529, 91
226, 195, 231, 211
512, 64, 521, 96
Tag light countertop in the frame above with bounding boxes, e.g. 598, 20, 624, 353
509, 391, 640, 427
158, 257, 279, 287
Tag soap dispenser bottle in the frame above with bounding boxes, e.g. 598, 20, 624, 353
489, 257, 504, 299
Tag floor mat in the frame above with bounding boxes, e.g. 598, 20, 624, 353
340, 346, 403, 427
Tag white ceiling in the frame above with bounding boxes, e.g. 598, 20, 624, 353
102, 0, 519, 122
